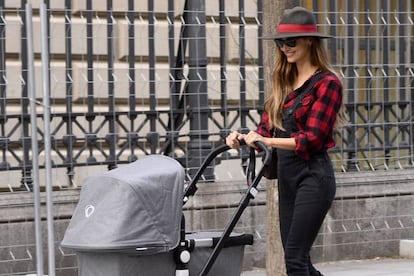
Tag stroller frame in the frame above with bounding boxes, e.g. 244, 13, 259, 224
176, 141, 271, 276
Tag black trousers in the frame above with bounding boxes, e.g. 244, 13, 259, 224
277, 151, 336, 276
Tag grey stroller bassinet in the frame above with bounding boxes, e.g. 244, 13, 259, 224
61, 142, 271, 276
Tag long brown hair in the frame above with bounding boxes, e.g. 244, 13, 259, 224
264, 37, 348, 130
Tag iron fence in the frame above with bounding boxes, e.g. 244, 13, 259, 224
0, 0, 414, 275
0, 1, 413, 190
0, 1, 413, 189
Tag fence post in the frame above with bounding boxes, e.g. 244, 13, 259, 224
40, 3, 56, 275
185, 0, 213, 179
25, 3, 44, 275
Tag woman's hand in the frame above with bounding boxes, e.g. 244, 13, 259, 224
226, 131, 245, 149
243, 131, 265, 148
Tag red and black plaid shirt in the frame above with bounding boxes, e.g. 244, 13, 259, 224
256, 71, 342, 160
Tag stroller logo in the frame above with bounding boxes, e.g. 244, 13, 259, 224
84, 205, 95, 218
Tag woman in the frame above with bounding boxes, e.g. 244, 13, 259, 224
226, 6, 347, 276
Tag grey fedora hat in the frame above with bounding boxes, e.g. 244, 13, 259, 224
266, 7, 332, 39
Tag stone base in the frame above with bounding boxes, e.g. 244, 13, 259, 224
400, 240, 414, 258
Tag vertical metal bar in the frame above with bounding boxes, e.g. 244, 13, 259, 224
330, 0, 338, 67
126, 0, 137, 162
397, 2, 406, 100
381, 0, 391, 166
0, 0, 7, 169
257, 0, 264, 107
373, 0, 382, 167
364, 0, 372, 131
345, 0, 358, 171
352, 0, 363, 166
106, 0, 117, 169
165, 0, 176, 154
363, 0, 376, 171
238, 0, 250, 167
405, 0, 414, 164
186, 0, 212, 178
147, 0, 159, 153
64, 0, 75, 184
396, 1, 406, 164
148, 0, 156, 122
219, 0, 228, 135
40, 4, 56, 275
86, 0, 96, 163
238, 0, 247, 132
127, 1, 136, 115
312, 0, 318, 12
25, 4, 44, 275
164, 0, 188, 156
21, 0, 33, 190
86, 0, 94, 116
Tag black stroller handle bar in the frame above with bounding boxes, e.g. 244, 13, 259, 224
180, 140, 272, 276
196, 140, 271, 276
239, 139, 272, 166
183, 140, 271, 202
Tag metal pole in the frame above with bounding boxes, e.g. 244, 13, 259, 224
20, 0, 33, 191
25, 3, 44, 275
40, 4, 56, 275
64, 0, 75, 185
186, 0, 213, 179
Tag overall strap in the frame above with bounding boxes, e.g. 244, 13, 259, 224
276, 71, 324, 138
284, 71, 323, 119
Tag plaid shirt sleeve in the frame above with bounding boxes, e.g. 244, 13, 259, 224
255, 111, 272, 138
290, 73, 343, 160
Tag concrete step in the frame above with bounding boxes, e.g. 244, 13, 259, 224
400, 239, 414, 258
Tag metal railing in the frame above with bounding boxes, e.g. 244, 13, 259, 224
0, 0, 412, 190
0, 0, 412, 188
0, 1, 414, 275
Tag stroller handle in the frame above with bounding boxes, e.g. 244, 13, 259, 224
238, 139, 272, 166
183, 140, 271, 202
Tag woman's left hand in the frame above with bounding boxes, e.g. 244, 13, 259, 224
243, 131, 265, 148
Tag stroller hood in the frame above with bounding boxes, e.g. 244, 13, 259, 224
61, 155, 185, 254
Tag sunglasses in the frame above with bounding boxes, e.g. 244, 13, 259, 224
274, 37, 299, 48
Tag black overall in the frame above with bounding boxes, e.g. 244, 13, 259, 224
276, 81, 336, 276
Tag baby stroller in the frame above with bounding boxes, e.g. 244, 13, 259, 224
61, 141, 271, 276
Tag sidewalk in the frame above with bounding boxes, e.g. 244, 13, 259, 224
242, 257, 414, 276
